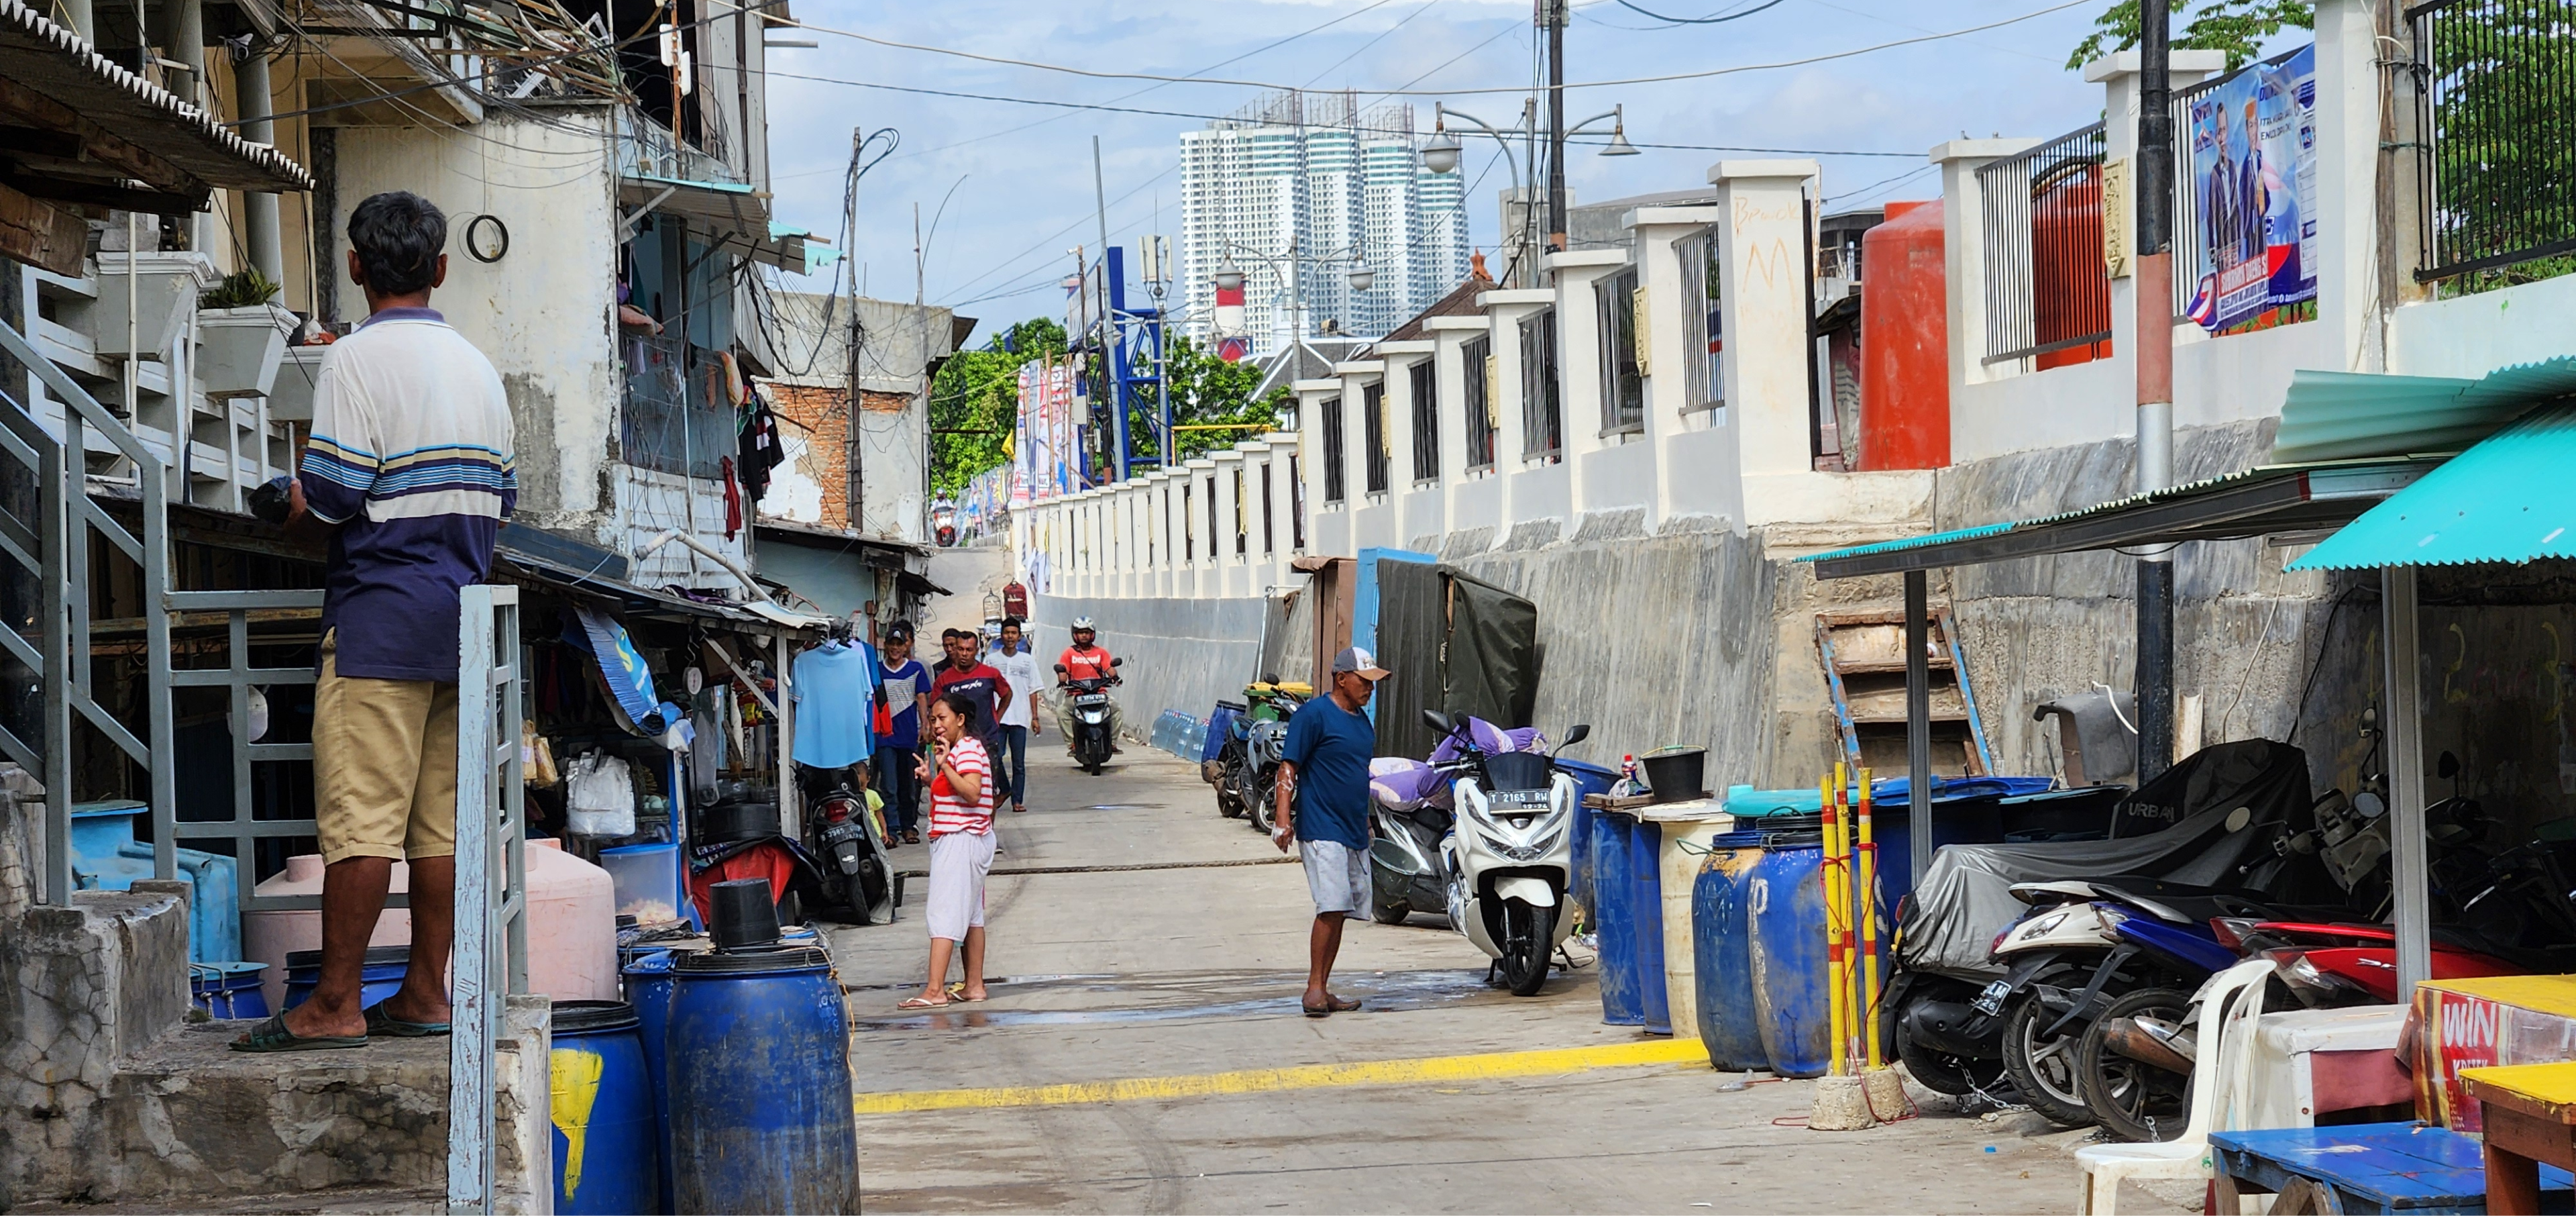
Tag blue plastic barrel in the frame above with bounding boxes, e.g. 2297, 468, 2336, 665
1748, 844, 1831, 1077
665, 947, 859, 1213
190, 962, 270, 1021
1629, 817, 1671, 1035
1589, 811, 1643, 1026
550, 1000, 659, 1216
281, 945, 408, 1011
621, 950, 678, 1216
1690, 837, 1768, 1071
1558, 759, 1617, 917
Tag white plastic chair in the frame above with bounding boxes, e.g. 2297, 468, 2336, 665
2076, 958, 2275, 1215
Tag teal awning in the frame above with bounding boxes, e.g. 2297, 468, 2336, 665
2272, 356, 2576, 464
2286, 401, 2576, 571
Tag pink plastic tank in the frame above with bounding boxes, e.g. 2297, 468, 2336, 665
243, 838, 620, 1011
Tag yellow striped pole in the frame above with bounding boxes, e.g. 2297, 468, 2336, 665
1820, 772, 1846, 1077
1857, 766, 1884, 1072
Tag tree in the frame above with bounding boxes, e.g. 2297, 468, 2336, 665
1146, 336, 1292, 464
2065, 0, 2312, 71
927, 317, 1063, 497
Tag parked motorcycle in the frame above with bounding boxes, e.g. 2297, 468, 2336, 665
1214, 680, 1307, 825
1056, 658, 1124, 775
1421, 710, 1589, 995
796, 763, 894, 924
1366, 715, 1544, 925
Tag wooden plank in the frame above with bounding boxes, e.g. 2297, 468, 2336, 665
0, 177, 81, 275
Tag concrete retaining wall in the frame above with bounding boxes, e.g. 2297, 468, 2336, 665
1030, 593, 1271, 746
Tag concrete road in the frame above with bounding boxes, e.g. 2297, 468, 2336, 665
829, 748, 2189, 1215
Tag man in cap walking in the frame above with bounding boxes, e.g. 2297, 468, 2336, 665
1272, 646, 1391, 1017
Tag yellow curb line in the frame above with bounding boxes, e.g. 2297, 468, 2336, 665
853, 1037, 1707, 1113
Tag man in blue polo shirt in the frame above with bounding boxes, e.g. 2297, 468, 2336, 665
1273, 646, 1391, 1017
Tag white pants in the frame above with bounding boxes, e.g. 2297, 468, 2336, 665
924, 829, 998, 942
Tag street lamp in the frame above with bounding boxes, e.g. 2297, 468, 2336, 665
1348, 266, 1375, 292
1212, 260, 1245, 293
1421, 125, 1462, 176
1601, 106, 1640, 157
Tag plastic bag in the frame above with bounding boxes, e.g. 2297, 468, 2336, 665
564, 752, 636, 837
523, 720, 559, 789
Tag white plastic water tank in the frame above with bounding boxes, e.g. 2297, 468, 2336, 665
243, 839, 620, 1011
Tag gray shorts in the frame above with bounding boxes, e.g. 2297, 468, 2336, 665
1300, 838, 1373, 920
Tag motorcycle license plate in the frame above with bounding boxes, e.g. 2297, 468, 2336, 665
1075, 693, 1108, 706
1490, 789, 1547, 807
822, 821, 865, 845
1970, 979, 2011, 1017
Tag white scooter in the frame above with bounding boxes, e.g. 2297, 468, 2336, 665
1420, 710, 1589, 996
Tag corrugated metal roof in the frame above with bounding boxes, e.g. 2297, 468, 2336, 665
0, 0, 311, 195
2271, 356, 2576, 464
2286, 401, 2576, 571
1800, 457, 2435, 578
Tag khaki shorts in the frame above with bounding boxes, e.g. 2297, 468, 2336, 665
314, 630, 460, 865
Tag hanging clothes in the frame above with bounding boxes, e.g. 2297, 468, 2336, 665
720, 456, 743, 540
790, 640, 881, 769
737, 387, 783, 506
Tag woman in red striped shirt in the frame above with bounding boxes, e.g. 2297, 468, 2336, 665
902, 692, 996, 1008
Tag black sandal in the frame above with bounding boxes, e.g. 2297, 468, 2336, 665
231, 1013, 367, 1052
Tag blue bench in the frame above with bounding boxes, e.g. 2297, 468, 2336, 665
2209, 1123, 2576, 1215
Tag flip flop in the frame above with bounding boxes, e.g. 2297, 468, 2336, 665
1301, 1003, 1332, 1018
231, 1013, 367, 1052
896, 996, 951, 1010
1326, 995, 1362, 1013
366, 1005, 451, 1037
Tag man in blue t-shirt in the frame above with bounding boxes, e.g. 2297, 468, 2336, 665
874, 622, 932, 844
1274, 646, 1391, 1017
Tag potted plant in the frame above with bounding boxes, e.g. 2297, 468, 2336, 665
197, 268, 296, 399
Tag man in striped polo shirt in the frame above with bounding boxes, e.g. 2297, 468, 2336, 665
239, 191, 515, 1051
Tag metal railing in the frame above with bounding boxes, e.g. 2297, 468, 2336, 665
1320, 397, 1346, 502
0, 315, 177, 904
1596, 268, 1643, 432
1519, 309, 1561, 459
165, 589, 327, 913
447, 583, 529, 1214
1363, 383, 1389, 495
1978, 121, 2113, 365
2412, 0, 2576, 287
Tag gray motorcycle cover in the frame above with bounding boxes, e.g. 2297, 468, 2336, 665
1897, 740, 2316, 978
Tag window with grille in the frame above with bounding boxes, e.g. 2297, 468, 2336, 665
1409, 359, 1439, 483
1597, 267, 1643, 432
1260, 463, 1275, 553
1205, 476, 1218, 558
1462, 336, 1495, 468
1321, 395, 1347, 503
1677, 232, 1723, 411
1290, 455, 1305, 549
1519, 309, 1560, 459
1363, 382, 1389, 494
1182, 485, 1193, 561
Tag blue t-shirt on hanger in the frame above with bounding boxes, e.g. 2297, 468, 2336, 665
791, 640, 881, 770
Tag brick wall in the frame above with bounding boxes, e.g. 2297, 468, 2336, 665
763, 383, 849, 529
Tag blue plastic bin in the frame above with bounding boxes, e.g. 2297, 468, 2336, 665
1589, 811, 1644, 1026
1558, 758, 1617, 917
1630, 817, 1671, 1035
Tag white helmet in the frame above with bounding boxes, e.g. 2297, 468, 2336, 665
1071, 616, 1096, 632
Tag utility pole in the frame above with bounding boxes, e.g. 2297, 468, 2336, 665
1543, 0, 1568, 268
1093, 136, 1128, 482
2134, 0, 2176, 780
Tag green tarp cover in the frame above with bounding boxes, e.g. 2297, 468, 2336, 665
2288, 400, 2576, 571
1369, 560, 1542, 758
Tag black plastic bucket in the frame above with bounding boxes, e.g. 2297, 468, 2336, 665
1640, 746, 1708, 803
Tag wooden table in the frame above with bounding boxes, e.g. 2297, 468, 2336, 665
2463, 1061, 2576, 1216
2208, 1123, 2573, 1215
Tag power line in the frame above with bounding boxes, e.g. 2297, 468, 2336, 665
763, 74, 1919, 158
772, 0, 2094, 97
1611, 0, 1786, 26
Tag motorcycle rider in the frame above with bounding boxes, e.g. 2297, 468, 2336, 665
1053, 617, 1121, 753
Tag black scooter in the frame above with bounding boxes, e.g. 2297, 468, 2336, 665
1056, 657, 1123, 775
798, 763, 894, 923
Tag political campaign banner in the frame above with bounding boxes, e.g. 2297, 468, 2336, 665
2184, 45, 2318, 334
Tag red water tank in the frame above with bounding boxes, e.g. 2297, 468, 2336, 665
1856, 199, 1949, 471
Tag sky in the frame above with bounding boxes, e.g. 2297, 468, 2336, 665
753, 0, 2133, 339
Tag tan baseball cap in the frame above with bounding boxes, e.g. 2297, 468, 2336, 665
1332, 646, 1391, 681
